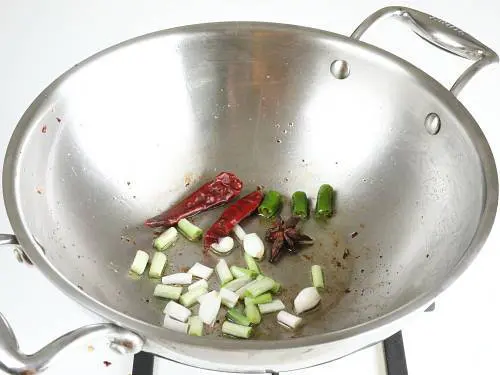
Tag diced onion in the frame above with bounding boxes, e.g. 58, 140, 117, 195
277, 311, 303, 330
188, 279, 208, 291
199, 291, 222, 326
188, 262, 213, 280
161, 273, 193, 285
258, 299, 285, 314
130, 250, 149, 275
163, 301, 192, 322
220, 288, 239, 308
232, 224, 246, 242
163, 315, 188, 333
243, 233, 265, 259
294, 287, 321, 314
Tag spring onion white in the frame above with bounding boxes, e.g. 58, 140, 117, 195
223, 276, 252, 292
163, 301, 192, 322
148, 252, 167, 278
163, 315, 188, 333
244, 253, 261, 274
220, 288, 239, 309
248, 293, 272, 305
244, 297, 261, 324
188, 262, 213, 280
258, 299, 285, 314
232, 224, 246, 242
179, 287, 208, 307
230, 266, 256, 279
215, 259, 234, 284
153, 227, 178, 251
153, 285, 183, 300
277, 311, 303, 330
188, 278, 208, 291
245, 277, 274, 298
177, 218, 203, 241
235, 280, 257, 299
199, 291, 222, 326
243, 233, 265, 259
188, 316, 203, 336
161, 273, 193, 285
211, 236, 235, 255
130, 250, 149, 275
311, 265, 324, 289
226, 308, 251, 326
258, 275, 281, 294
197, 290, 219, 304
222, 321, 252, 339
294, 287, 321, 314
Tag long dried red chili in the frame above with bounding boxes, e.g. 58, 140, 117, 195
203, 188, 264, 251
144, 172, 243, 228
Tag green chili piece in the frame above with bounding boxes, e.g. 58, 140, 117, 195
258, 191, 282, 218
315, 184, 335, 219
291, 191, 309, 219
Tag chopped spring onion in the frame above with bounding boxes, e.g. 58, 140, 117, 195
188, 316, 204, 336
130, 250, 149, 275
188, 279, 208, 291
258, 191, 282, 218
244, 253, 261, 274
294, 287, 321, 314
236, 280, 257, 299
199, 291, 222, 326
292, 191, 309, 219
277, 311, 303, 330
222, 321, 252, 339
223, 276, 252, 292
220, 288, 239, 309
211, 236, 235, 255
198, 290, 219, 304
258, 299, 285, 314
148, 252, 167, 278
163, 315, 188, 333
163, 301, 192, 322
180, 287, 208, 307
154, 285, 183, 300
188, 262, 213, 280
230, 266, 257, 279
178, 218, 203, 241
161, 273, 192, 285
243, 233, 265, 259
311, 265, 324, 289
232, 224, 246, 242
248, 292, 272, 305
258, 275, 281, 294
314, 184, 335, 219
153, 227, 178, 251
226, 308, 251, 326
244, 297, 261, 324
245, 277, 274, 298
216, 259, 234, 284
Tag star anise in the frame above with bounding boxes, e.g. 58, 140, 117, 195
265, 216, 314, 263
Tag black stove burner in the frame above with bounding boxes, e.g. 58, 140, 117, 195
132, 303, 436, 375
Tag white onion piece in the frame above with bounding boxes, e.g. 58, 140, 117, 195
188, 262, 213, 280
220, 288, 239, 308
188, 279, 208, 291
197, 290, 219, 304
161, 273, 193, 285
163, 316, 188, 333
211, 236, 235, 254
232, 224, 246, 242
277, 311, 303, 330
163, 301, 192, 322
294, 287, 321, 314
243, 233, 265, 259
199, 291, 222, 326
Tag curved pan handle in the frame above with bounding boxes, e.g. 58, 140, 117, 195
351, 6, 499, 95
0, 235, 144, 374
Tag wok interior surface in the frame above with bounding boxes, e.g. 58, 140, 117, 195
11, 24, 493, 341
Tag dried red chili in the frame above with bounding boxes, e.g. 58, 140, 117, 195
145, 172, 243, 228
203, 188, 264, 251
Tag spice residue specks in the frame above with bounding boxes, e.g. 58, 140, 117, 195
41, 125, 47, 133
342, 249, 350, 259
103, 361, 112, 367
36, 187, 43, 195
351, 231, 359, 238
56, 117, 61, 123
87, 345, 94, 352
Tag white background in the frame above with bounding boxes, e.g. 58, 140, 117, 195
0, 1, 499, 374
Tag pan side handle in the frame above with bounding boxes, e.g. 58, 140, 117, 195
351, 6, 498, 96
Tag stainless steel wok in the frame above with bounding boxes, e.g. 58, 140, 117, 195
0, 6, 498, 374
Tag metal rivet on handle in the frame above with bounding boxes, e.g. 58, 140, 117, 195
424, 113, 441, 135
330, 60, 350, 79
